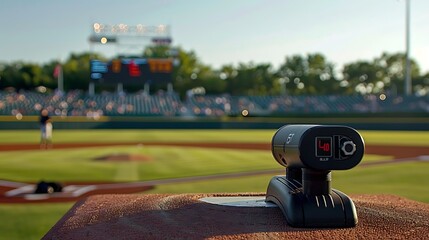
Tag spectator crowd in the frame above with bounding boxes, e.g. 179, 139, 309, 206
1, 90, 428, 118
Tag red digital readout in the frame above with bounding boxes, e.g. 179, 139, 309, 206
319, 140, 330, 152
128, 60, 141, 77
316, 137, 332, 157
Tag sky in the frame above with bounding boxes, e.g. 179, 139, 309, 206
1, 0, 428, 73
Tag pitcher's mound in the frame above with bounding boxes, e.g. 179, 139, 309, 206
94, 154, 152, 162
43, 193, 429, 240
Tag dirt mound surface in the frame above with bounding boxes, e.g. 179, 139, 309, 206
43, 193, 429, 240
94, 153, 152, 162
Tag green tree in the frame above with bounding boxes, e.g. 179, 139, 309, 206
277, 53, 338, 95
413, 72, 429, 96
194, 66, 226, 94
277, 55, 306, 95
223, 62, 275, 95
1, 49, 427, 97
165, 47, 218, 96
342, 60, 381, 95
41, 61, 61, 90
218, 64, 237, 94
306, 53, 339, 94
252, 63, 275, 95
0, 62, 22, 89
342, 52, 421, 95
142, 45, 171, 58
374, 52, 420, 95
0, 62, 50, 90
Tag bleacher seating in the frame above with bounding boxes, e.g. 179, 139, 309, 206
0, 90, 182, 117
0, 90, 428, 117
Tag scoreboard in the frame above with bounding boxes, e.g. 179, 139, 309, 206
90, 58, 173, 85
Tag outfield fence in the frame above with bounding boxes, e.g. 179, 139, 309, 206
0, 115, 428, 130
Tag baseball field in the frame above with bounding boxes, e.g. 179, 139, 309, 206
0, 129, 428, 239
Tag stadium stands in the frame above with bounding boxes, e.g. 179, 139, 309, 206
185, 94, 429, 116
0, 90, 182, 118
0, 90, 428, 117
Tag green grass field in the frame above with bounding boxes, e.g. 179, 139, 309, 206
0, 129, 428, 239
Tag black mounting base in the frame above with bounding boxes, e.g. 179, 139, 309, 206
266, 175, 357, 228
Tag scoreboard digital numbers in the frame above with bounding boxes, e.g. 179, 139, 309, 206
90, 58, 173, 85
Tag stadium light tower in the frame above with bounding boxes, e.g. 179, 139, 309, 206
89, 23, 172, 51
404, 0, 412, 96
